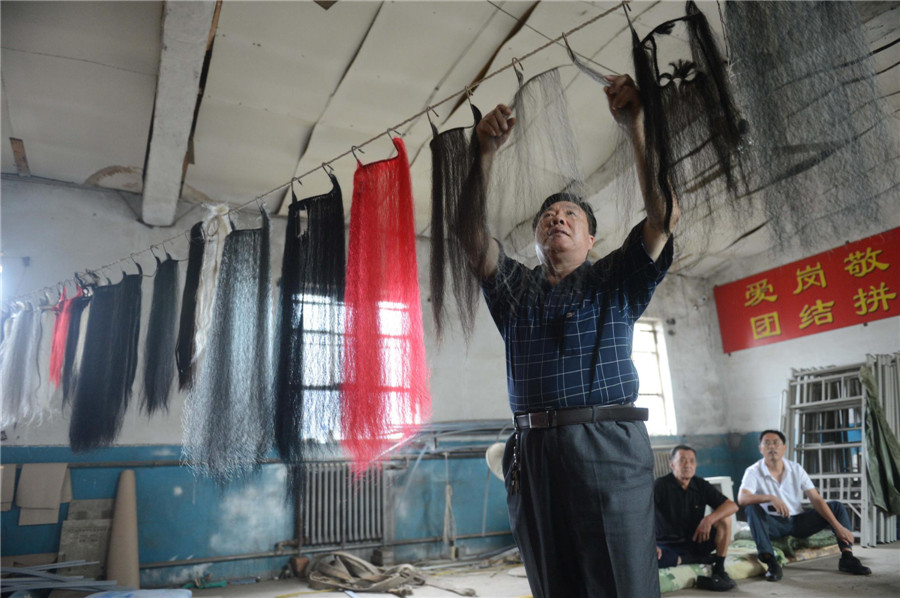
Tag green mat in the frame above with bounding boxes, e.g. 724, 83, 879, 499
659, 530, 838, 593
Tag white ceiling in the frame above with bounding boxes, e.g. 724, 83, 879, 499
2, 1, 898, 278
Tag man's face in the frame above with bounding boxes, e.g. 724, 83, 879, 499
670, 449, 696, 484
534, 201, 595, 263
759, 433, 787, 462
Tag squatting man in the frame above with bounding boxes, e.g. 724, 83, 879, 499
738, 429, 872, 581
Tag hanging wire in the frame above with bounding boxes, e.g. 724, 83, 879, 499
3, 2, 628, 309
715, 0, 730, 62
485, 0, 621, 76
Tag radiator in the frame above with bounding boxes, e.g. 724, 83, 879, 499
652, 446, 674, 479
301, 461, 385, 547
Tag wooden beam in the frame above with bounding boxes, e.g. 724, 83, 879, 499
10, 138, 30, 177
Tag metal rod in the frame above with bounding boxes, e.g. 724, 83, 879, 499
139, 531, 513, 569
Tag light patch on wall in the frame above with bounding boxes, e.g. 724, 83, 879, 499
141, 563, 210, 587
173, 486, 183, 497
208, 467, 290, 553
151, 447, 179, 458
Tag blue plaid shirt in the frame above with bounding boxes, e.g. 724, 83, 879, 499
483, 221, 673, 413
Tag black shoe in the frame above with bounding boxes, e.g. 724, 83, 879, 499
761, 556, 782, 582
696, 572, 736, 591
839, 554, 872, 575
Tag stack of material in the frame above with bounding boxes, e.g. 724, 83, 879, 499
0, 560, 119, 595
58, 499, 115, 580
14, 463, 72, 525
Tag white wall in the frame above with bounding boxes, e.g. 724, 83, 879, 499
643, 273, 729, 435
4, 176, 897, 446
2, 177, 206, 445
0, 176, 512, 447
705, 202, 900, 434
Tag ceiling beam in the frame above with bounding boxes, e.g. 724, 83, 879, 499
141, 1, 217, 226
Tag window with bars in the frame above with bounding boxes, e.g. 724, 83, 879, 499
298, 295, 420, 443
633, 319, 677, 435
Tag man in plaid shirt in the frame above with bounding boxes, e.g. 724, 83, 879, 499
470, 74, 678, 598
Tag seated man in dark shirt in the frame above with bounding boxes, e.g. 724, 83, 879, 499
655, 445, 738, 591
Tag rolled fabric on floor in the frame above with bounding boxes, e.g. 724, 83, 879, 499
106, 469, 140, 589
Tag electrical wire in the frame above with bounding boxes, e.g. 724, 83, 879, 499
4, 2, 627, 308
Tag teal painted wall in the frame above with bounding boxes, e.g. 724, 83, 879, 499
652, 432, 764, 498
1, 443, 512, 586
2, 433, 765, 586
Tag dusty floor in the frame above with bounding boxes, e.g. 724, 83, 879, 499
191, 543, 900, 598
667, 542, 900, 598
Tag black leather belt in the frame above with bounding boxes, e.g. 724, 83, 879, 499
514, 404, 648, 429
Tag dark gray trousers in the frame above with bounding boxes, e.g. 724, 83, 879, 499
503, 420, 660, 598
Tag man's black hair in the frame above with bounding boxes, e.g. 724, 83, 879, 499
759, 429, 786, 444
531, 192, 597, 237
670, 444, 696, 460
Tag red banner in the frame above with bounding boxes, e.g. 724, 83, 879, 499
714, 227, 900, 353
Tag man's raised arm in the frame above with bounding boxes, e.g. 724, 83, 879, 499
604, 75, 680, 262
459, 104, 515, 280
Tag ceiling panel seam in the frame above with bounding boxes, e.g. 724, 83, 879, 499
0, 46, 158, 77
272, 3, 384, 213
404, 3, 534, 170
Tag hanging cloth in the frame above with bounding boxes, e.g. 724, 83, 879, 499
860, 363, 900, 516
486, 66, 588, 263
183, 208, 274, 483
724, 0, 897, 250
0, 304, 44, 429
342, 136, 430, 470
175, 221, 205, 390
276, 174, 345, 496
625, 0, 747, 236
429, 104, 482, 342
61, 288, 92, 406
142, 255, 179, 415
49, 287, 82, 387
191, 205, 231, 380
69, 272, 142, 451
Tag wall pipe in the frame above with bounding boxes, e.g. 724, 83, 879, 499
8, 449, 492, 470
139, 530, 513, 569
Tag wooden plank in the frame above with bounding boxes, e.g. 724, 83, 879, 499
10, 137, 30, 176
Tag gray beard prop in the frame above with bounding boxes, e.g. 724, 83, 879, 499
183, 208, 275, 484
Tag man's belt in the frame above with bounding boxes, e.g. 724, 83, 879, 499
513, 404, 648, 429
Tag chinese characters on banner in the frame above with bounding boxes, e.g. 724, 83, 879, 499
714, 227, 899, 353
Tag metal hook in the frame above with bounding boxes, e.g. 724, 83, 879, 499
351, 145, 365, 165
426, 106, 440, 137
159, 239, 173, 261
289, 177, 301, 205
386, 128, 402, 140
511, 57, 525, 85
321, 162, 334, 176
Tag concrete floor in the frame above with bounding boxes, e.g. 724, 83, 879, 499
192, 543, 900, 598
667, 543, 900, 598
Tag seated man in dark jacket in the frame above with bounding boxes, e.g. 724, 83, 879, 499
655, 445, 738, 591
